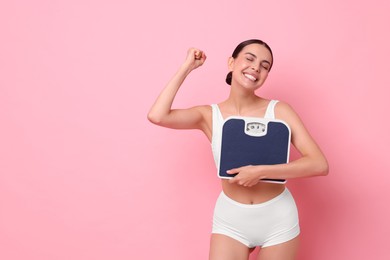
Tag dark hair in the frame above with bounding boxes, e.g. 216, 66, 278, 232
226, 39, 274, 85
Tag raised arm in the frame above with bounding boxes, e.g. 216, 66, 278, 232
147, 48, 208, 130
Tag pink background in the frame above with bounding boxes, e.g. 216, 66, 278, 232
1, 1, 389, 259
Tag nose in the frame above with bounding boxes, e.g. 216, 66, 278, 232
251, 64, 260, 72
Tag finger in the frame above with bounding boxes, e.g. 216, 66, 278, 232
246, 181, 256, 187
195, 50, 203, 60
187, 48, 198, 58
199, 52, 206, 63
229, 175, 246, 186
226, 168, 240, 175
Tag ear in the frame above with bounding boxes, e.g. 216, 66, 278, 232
227, 57, 235, 71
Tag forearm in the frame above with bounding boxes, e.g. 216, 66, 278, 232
147, 64, 192, 124
227, 154, 329, 187
259, 155, 329, 180
147, 47, 206, 125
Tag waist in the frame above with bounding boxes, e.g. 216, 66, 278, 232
221, 180, 286, 205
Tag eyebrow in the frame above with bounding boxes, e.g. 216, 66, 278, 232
244, 52, 271, 64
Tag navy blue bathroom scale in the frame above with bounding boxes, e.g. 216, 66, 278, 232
218, 116, 291, 184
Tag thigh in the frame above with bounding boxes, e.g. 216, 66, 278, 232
257, 236, 300, 260
209, 234, 251, 260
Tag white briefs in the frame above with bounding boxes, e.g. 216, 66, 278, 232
212, 188, 300, 248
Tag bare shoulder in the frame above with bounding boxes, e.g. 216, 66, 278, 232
274, 101, 307, 131
275, 100, 316, 148
275, 101, 300, 121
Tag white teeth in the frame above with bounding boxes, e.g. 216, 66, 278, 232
244, 73, 257, 81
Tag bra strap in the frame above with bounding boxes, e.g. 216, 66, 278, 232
211, 104, 221, 139
264, 100, 279, 119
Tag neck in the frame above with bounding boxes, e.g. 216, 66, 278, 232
226, 85, 261, 115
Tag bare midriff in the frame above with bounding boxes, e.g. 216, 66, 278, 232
221, 180, 285, 204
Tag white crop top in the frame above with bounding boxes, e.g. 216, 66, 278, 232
210, 100, 279, 168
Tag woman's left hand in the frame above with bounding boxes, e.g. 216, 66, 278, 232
226, 165, 263, 187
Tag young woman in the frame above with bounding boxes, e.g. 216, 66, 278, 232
148, 39, 329, 260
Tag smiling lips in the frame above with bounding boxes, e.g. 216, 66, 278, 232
243, 73, 258, 82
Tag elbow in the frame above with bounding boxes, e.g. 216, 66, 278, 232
147, 112, 162, 125
315, 159, 329, 177
147, 110, 170, 127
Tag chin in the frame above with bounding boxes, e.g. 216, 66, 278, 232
242, 82, 263, 91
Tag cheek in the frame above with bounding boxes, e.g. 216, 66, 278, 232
232, 59, 249, 70
231, 70, 242, 82
261, 71, 269, 80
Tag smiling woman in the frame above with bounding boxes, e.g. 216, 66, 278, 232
147, 39, 328, 260
1, 0, 389, 259
225, 39, 273, 85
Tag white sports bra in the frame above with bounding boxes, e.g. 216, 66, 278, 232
210, 100, 279, 168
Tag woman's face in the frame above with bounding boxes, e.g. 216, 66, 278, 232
228, 43, 273, 90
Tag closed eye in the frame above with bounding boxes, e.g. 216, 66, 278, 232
261, 61, 270, 71
261, 65, 270, 71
